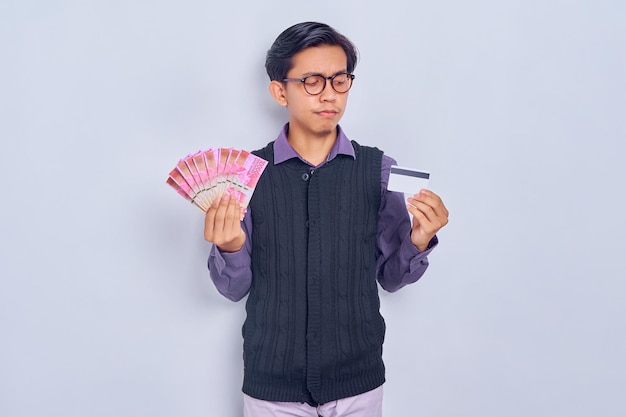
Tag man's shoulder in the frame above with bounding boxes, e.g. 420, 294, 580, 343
349, 140, 384, 159
252, 141, 274, 158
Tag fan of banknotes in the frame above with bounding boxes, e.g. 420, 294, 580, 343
166, 148, 268, 214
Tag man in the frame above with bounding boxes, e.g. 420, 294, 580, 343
204, 21, 448, 417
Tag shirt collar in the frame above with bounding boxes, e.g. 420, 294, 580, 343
273, 123, 356, 166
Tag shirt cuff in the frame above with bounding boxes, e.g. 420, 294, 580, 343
209, 245, 250, 272
406, 235, 438, 271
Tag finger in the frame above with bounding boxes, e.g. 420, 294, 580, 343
408, 189, 434, 200
407, 198, 437, 223
408, 204, 435, 235
407, 203, 424, 226
409, 191, 448, 219
210, 196, 233, 240
407, 200, 447, 235
409, 190, 440, 206
223, 196, 242, 236
204, 202, 219, 242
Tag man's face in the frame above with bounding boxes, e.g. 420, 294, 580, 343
279, 45, 350, 139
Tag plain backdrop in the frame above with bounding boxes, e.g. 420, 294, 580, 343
1, 1, 625, 416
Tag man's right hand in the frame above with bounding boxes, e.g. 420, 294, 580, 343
204, 195, 246, 253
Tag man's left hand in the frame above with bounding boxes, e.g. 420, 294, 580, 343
407, 190, 449, 251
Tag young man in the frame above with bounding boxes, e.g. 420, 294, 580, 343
204, 22, 448, 417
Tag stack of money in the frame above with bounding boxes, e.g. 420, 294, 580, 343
166, 148, 268, 214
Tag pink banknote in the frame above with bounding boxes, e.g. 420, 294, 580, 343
227, 150, 268, 208
166, 147, 268, 214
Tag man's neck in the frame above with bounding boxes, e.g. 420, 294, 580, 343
287, 127, 337, 166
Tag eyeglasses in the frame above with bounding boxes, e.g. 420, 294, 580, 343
282, 72, 355, 95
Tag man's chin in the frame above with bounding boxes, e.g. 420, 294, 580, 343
316, 128, 334, 137
315, 122, 339, 138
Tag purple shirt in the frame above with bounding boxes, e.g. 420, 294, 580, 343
208, 124, 437, 301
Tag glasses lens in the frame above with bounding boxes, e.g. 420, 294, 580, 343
332, 73, 352, 93
303, 75, 325, 95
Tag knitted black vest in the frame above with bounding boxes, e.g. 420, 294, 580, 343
242, 141, 384, 406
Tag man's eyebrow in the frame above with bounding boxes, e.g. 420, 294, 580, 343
298, 69, 349, 78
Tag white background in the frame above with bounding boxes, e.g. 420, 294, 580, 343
1, 1, 625, 416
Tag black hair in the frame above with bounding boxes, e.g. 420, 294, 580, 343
265, 21, 359, 81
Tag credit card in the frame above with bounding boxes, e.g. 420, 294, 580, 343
387, 165, 430, 194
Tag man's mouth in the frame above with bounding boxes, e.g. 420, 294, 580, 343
316, 109, 339, 117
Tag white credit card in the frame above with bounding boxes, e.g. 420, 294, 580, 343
387, 165, 430, 194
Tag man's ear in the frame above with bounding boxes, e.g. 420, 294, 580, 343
269, 80, 288, 107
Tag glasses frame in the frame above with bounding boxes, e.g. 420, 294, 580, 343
282, 72, 356, 95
